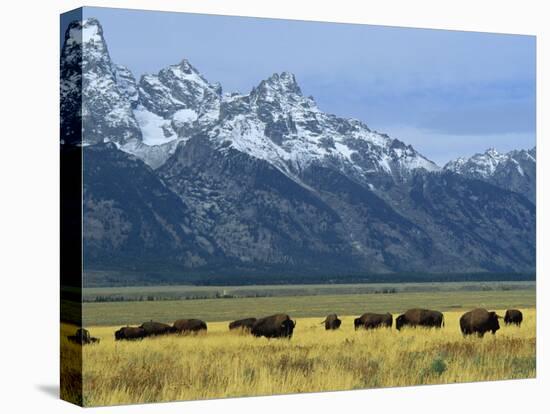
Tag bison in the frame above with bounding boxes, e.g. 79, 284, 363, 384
504, 309, 523, 326
67, 328, 100, 345
251, 314, 296, 339
139, 321, 174, 336
460, 308, 501, 337
396, 309, 444, 330
354, 313, 392, 330
322, 314, 342, 330
114, 326, 147, 341
173, 319, 207, 334
229, 318, 257, 331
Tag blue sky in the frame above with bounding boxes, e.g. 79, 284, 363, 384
62, 7, 536, 165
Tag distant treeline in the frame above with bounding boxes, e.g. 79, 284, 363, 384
83, 269, 535, 288
83, 289, 402, 303
196, 272, 535, 286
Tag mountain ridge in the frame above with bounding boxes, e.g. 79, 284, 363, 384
445, 147, 536, 202
60, 18, 536, 283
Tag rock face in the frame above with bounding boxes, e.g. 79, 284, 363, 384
445, 148, 536, 203
158, 137, 358, 275
60, 18, 536, 283
82, 143, 219, 271
61, 19, 142, 146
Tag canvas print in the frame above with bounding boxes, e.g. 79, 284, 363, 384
60, 7, 536, 407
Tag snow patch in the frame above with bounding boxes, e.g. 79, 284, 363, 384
82, 23, 101, 43
173, 109, 198, 126
133, 106, 177, 145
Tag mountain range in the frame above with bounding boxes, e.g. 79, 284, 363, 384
61, 18, 536, 285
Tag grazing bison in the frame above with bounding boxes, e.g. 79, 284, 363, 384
139, 321, 174, 336
251, 314, 296, 339
504, 309, 523, 326
229, 318, 257, 331
114, 326, 147, 341
460, 308, 501, 337
354, 313, 393, 330
67, 328, 100, 345
173, 319, 207, 334
396, 309, 444, 330
322, 314, 342, 330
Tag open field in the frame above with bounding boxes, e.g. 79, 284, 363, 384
82, 281, 535, 301
80, 285, 535, 326
61, 309, 536, 407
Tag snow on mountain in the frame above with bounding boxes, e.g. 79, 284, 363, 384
445, 147, 535, 179
445, 148, 508, 178
61, 19, 141, 144
61, 18, 440, 179
207, 71, 440, 181
113, 64, 139, 107
133, 106, 177, 145
139, 60, 220, 111
63, 18, 536, 278
138, 59, 222, 130
445, 147, 536, 202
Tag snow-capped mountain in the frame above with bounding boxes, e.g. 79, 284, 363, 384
445, 147, 536, 203
61, 18, 142, 146
62, 18, 439, 177
61, 18, 536, 283
209, 71, 440, 183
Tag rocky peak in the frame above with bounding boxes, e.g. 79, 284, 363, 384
268, 71, 301, 94
60, 17, 142, 146
251, 71, 303, 103
138, 58, 222, 119
177, 58, 196, 74
445, 146, 536, 203
113, 64, 139, 107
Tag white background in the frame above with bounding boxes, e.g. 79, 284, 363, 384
0, 0, 547, 412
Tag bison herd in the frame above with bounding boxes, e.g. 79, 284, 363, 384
114, 319, 208, 340
67, 308, 524, 345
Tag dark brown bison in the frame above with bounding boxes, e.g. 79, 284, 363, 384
67, 328, 100, 345
504, 309, 523, 326
322, 314, 342, 330
139, 321, 174, 336
460, 308, 501, 337
251, 314, 296, 338
173, 319, 207, 334
396, 309, 444, 330
354, 313, 392, 330
114, 326, 147, 341
229, 318, 257, 331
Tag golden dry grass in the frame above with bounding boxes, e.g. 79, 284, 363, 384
61, 309, 536, 407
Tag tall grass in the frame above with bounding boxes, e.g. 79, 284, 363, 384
61, 309, 536, 407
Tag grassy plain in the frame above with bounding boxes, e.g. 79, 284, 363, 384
61, 309, 535, 406
60, 283, 536, 406
81, 286, 535, 326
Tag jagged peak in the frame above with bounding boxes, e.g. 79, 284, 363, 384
64, 17, 105, 46
484, 147, 501, 157
151, 58, 220, 94
444, 144, 537, 180
176, 58, 198, 74
253, 71, 302, 97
